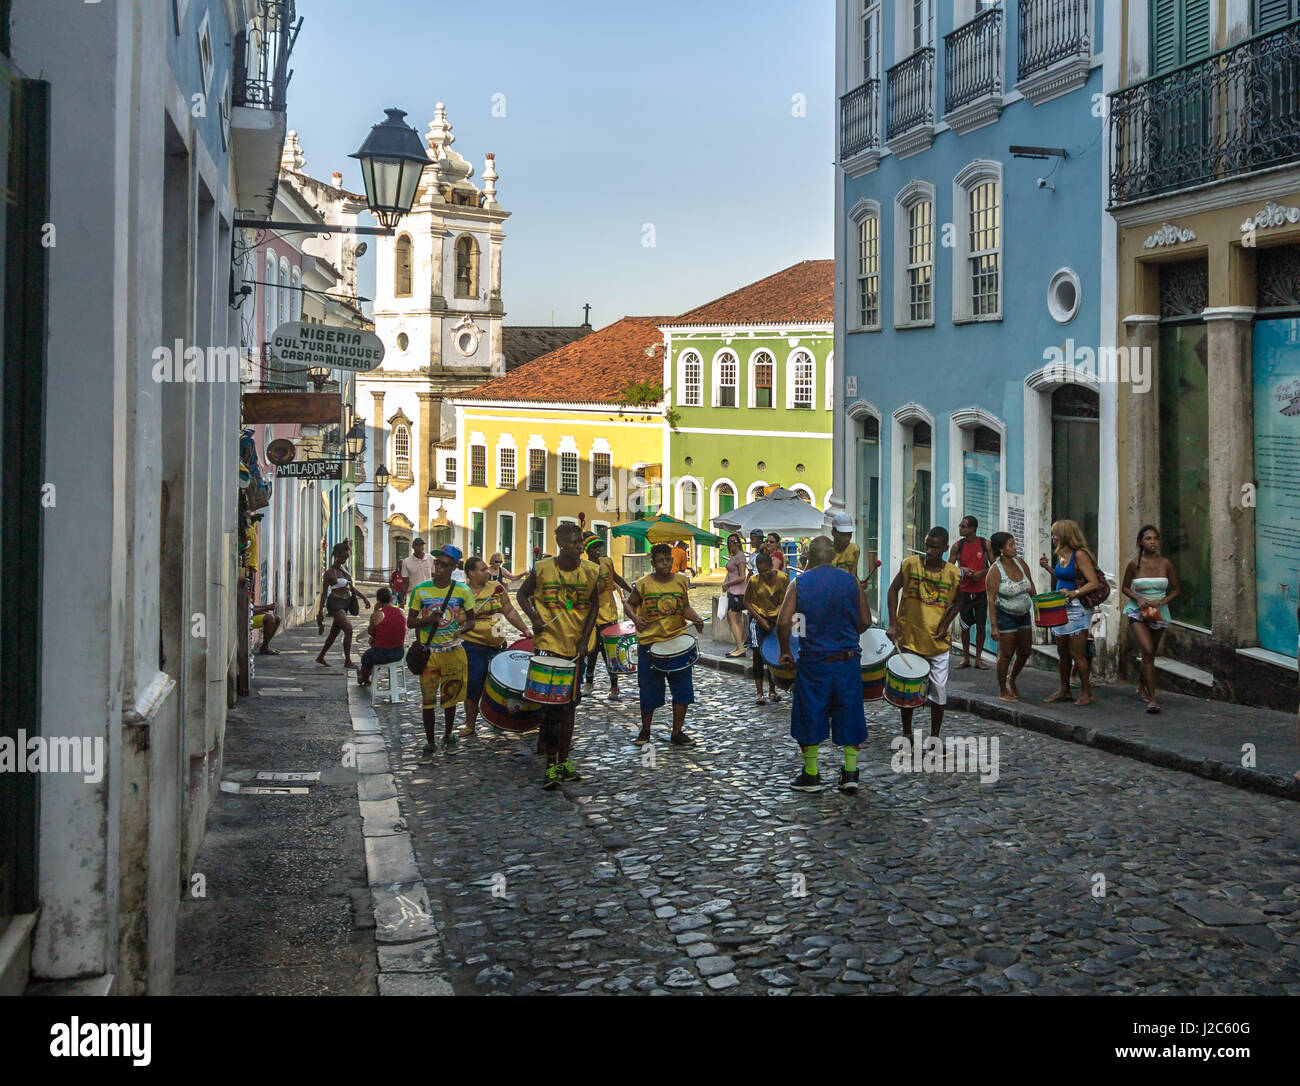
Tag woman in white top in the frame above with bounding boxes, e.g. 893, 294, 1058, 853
984, 531, 1036, 703
1121, 524, 1180, 714
316, 541, 370, 668
721, 533, 750, 657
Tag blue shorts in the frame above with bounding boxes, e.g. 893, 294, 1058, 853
790, 653, 868, 749
637, 643, 694, 714
994, 607, 1031, 632
360, 645, 404, 670
463, 640, 499, 704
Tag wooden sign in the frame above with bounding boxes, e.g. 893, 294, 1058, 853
275, 459, 343, 480
266, 438, 296, 465
242, 392, 342, 424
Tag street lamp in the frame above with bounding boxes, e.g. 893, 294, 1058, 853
307, 365, 332, 390
350, 108, 433, 231
345, 419, 366, 459
374, 463, 390, 490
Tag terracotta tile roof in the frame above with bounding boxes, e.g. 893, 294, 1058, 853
502, 325, 593, 371
667, 260, 833, 326
459, 317, 670, 405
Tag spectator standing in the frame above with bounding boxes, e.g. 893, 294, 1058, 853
984, 531, 1035, 702
1121, 524, 1181, 714
950, 516, 993, 670
399, 538, 436, 602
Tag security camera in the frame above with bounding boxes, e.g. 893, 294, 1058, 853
1036, 177, 1047, 189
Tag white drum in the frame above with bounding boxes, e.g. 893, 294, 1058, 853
860, 626, 895, 664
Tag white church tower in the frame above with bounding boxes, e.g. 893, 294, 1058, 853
359, 103, 510, 573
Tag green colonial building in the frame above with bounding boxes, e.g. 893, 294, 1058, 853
660, 261, 834, 571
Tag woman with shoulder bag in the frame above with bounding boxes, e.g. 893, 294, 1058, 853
1121, 524, 1181, 714
984, 532, 1035, 703
1039, 519, 1102, 706
316, 541, 370, 669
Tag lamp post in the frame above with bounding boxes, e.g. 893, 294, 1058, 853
234, 107, 431, 237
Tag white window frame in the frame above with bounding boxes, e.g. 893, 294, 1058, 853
263, 251, 277, 348
196, 10, 214, 95
890, 402, 936, 572
713, 349, 739, 408
497, 512, 516, 568
748, 349, 777, 409
393, 423, 411, 478
559, 449, 580, 495
947, 407, 1007, 540
861, 1, 882, 85
526, 437, 547, 493
850, 197, 883, 331
676, 475, 703, 524
591, 438, 613, 501
825, 351, 834, 412
497, 439, 517, 490
952, 160, 1003, 323
893, 180, 936, 329
786, 349, 816, 410
444, 455, 457, 486
394, 233, 414, 298
469, 443, 487, 488
679, 350, 703, 407
290, 266, 302, 322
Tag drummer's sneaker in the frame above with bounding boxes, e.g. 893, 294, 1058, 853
543, 763, 562, 790
790, 771, 827, 792
583, 681, 595, 697
838, 768, 860, 793
559, 759, 582, 782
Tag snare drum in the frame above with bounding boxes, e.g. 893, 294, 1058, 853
481, 651, 540, 732
648, 634, 699, 673
884, 652, 930, 709
860, 627, 894, 702
523, 654, 578, 704
600, 621, 638, 674
760, 630, 800, 688
1032, 591, 1069, 628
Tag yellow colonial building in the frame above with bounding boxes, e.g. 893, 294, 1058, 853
449, 317, 668, 578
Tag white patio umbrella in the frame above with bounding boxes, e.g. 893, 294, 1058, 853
711, 488, 830, 538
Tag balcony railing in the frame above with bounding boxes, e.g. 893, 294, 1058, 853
1109, 19, 1300, 205
946, 7, 1003, 114
840, 79, 880, 159
1018, 0, 1090, 81
886, 47, 935, 141
233, 0, 301, 112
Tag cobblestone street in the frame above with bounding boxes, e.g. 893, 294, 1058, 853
376, 667, 1300, 996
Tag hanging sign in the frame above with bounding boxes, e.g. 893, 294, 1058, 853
276, 459, 343, 480
269, 321, 386, 372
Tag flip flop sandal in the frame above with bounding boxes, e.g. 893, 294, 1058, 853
756, 697, 768, 706
670, 732, 694, 747
633, 734, 651, 746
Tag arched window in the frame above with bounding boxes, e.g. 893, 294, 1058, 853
825, 351, 834, 411
455, 235, 480, 298
714, 351, 738, 407
749, 483, 767, 504
894, 181, 935, 327
849, 197, 881, 330
680, 351, 703, 407
394, 234, 413, 297
750, 350, 775, 408
953, 161, 1002, 321
788, 350, 815, 409
679, 479, 700, 521
263, 251, 277, 346
290, 266, 302, 322
394, 424, 411, 477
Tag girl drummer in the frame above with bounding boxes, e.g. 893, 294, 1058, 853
984, 531, 1036, 703
1121, 524, 1181, 714
457, 556, 533, 737
626, 542, 705, 747
744, 550, 789, 705
1039, 519, 1103, 707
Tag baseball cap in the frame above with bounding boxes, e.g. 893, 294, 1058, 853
832, 513, 855, 533
435, 544, 462, 563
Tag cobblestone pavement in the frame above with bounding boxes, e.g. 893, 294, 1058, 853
376, 666, 1300, 996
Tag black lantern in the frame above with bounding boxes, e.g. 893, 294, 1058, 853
374, 463, 391, 489
350, 108, 431, 230
307, 365, 332, 390
345, 419, 366, 459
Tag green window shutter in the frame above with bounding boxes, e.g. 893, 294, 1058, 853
1151, 0, 1180, 73
1183, 0, 1212, 62
1255, 0, 1299, 32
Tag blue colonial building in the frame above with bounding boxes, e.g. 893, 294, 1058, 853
832, 0, 1117, 628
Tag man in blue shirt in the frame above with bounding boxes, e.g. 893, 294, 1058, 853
777, 536, 873, 792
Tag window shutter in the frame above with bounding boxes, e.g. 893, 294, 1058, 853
1151, 0, 1180, 73
1255, 0, 1298, 32
1183, 0, 1212, 63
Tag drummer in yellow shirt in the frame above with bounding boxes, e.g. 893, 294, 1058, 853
517, 522, 603, 789
885, 526, 962, 743
581, 534, 633, 701
744, 551, 789, 705
626, 543, 705, 748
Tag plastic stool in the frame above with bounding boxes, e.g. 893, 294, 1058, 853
371, 661, 406, 705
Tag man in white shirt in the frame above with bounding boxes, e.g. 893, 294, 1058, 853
400, 538, 437, 597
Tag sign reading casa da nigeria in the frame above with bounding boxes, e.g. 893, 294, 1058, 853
269, 321, 385, 372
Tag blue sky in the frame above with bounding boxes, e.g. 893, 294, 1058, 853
287, 0, 834, 327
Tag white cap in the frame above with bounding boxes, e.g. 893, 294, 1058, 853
832, 513, 854, 533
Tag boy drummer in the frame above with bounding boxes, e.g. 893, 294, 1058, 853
517, 523, 603, 789
885, 526, 962, 742
582, 533, 633, 701
744, 550, 789, 705
626, 542, 705, 747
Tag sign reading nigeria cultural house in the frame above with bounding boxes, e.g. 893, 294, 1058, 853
275, 459, 343, 480
269, 321, 385, 372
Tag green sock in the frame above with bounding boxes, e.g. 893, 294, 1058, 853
844, 747, 858, 773
802, 747, 819, 776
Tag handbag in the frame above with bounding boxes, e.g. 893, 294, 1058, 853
406, 582, 455, 675
1077, 552, 1111, 609
347, 593, 360, 616
715, 594, 729, 623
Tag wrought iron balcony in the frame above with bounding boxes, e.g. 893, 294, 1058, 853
840, 79, 880, 160
945, 7, 1003, 115
1017, 0, 1090, 82
886, 47, 935, 142
1109, 19, 1300, 205
233, 0, 301, 112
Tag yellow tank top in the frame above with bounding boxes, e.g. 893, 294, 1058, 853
462, 581, 507, 647
596, 555, 621, 626
532, 558, 601, 657
634, 573, 689, 645
747, 570, 789, 619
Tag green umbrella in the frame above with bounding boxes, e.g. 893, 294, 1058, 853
610, 513, 722, 548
